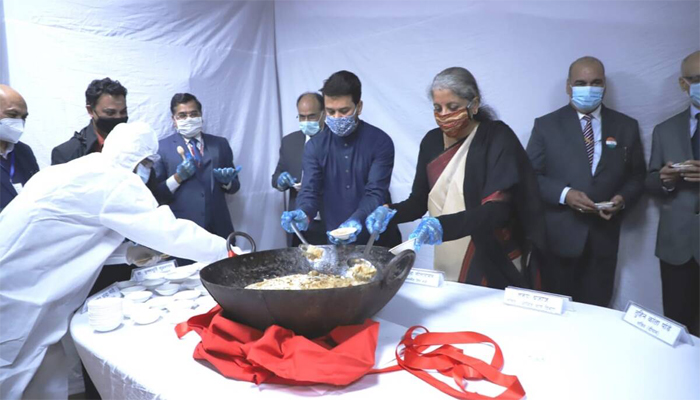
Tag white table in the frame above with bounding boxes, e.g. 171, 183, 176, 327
70, 282, 700, 400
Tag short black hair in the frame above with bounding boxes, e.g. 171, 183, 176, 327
85, 78, 127, 108
170, 93, 203, 115
321, 71, 361, 105
296, 92, 324, 111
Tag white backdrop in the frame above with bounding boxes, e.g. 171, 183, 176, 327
2, 0, 699, 314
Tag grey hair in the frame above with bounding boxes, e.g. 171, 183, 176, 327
429, 67, 480, 103
428, 67, 496, 121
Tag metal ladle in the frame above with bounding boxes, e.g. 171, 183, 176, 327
347, 229, 378, 268
291, 222, 310, 251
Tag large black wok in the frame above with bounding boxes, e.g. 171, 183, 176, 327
200, 235, 415, 337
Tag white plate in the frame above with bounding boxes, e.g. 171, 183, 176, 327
173, 290, 200, 301
124, 290, 153, 303
292, 182, 302, 191
166, 269, 193, 283
146, 296, 173, 309
329, 227, 358, 240
594, 202, 615, 210
181, 277, 201, 289
116, 280, 139, 289
390, 238, 416, 255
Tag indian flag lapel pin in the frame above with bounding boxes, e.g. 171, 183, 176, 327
605, 137, 617, 148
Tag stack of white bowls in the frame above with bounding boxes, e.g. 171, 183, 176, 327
87, 297, 124, 332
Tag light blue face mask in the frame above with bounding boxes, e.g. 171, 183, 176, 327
689, 82, 700, 107
136, 164, 151, 184
571, 86, 604, 113
325, 106, 358, 137
300, 120, 321, 136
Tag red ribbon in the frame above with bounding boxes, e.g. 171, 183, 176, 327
176, 308, 525, 399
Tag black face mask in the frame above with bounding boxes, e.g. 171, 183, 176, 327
94, 116, 128, 136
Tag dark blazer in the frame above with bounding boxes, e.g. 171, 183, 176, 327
153, 132, 240, 238
51, 123, 99, 165
646, 107, 699, 265
1, 142, 40, 211
271, 130, 326, 246
527, 104, 646, 258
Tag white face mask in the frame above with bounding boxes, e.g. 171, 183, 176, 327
0, 118, 25, 144
136, 164, 152, 184
176, 117, 203, 138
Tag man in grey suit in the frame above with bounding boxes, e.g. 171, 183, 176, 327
527, 56, 646, 307
272, 92, 326, 246
646, 50, 700, 335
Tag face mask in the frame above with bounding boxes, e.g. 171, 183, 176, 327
300, 120, 321, 136
325, 107, 358, 137
570, 86, 604, 113
689, 82, 700, 107
434, 105, 472, 138
176, 117, 203, 138
94, 115, 128, 136
0, 118, 25, 144
136, 164, 151, 184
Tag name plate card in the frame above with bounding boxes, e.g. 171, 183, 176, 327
406, 268, 444, 287
622, 302, 693, 347
81, 283, 121, 313
130, 260, 177, 282
503, 287, 569, 315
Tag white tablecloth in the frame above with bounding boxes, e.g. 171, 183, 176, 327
70, 282, 700, 400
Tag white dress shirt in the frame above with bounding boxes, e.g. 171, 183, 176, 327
559, 106, 603, 204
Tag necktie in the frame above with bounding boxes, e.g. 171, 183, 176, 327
582, 114, 594, 166
189, 138, 203, 166
692, 114, 699, 161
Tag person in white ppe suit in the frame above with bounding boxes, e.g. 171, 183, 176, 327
0, 121, 232, 399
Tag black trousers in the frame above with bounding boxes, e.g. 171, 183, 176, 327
661, 258, 700, 336
543, 236, 618, 308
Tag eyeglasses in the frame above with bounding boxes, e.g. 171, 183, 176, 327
174, 111, 202, 120
683, 75, 700, 85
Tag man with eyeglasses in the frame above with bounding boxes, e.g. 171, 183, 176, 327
153, 93, 241, 264
526, 56, 646, 308
280, 71, 402, 248
272, 92, 327, 246
646, 50, 700, 335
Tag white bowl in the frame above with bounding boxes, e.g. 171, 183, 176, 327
116, 280, 139, 289
173, 290, 200, 301
168, 299, 195, 311
155, 283, 180, 296
389, 238, 416, 255
195, 296, 217, 310
146, 296, 172, 309
124, 290, 153, 303
193, 285, 208, 296
181, 277, 201, 289
166, 269, 193, 283
132, 309, 161, 325
123, 301, 148, 317
120, 285, 146, 295
329, 227, 358, 240
88, 297, 123, 310
90, 317, 122, 332
141, 278, 167, 288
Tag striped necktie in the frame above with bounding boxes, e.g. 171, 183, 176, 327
582, 114, 594, 166
188, 138, 202, 166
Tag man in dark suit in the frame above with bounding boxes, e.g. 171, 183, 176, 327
526, 56, 646, 307
272, 92, 327, 246
153, 92, 241, 262
51, 78, 128, 165
646, 50, 700, 335
0, 85, 39, 212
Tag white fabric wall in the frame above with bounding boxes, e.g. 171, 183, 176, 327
1, 0, 286, 251
273, 0, 699, 314
2, 0, 698, 315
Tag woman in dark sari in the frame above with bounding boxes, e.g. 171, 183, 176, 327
367, 67, 545, 289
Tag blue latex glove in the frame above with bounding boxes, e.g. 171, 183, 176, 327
327, 219, 362, 245
176, 153, 197, 181
281, 209, 309, 233
213, 165, 242, 185
365, 205, 397, 239
409, 216, 443, 251
276, 171, 297, 191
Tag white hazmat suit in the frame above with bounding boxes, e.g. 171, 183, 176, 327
0, 122, 229, 398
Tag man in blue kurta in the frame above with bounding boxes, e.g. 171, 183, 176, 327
281, 71, 401, 247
